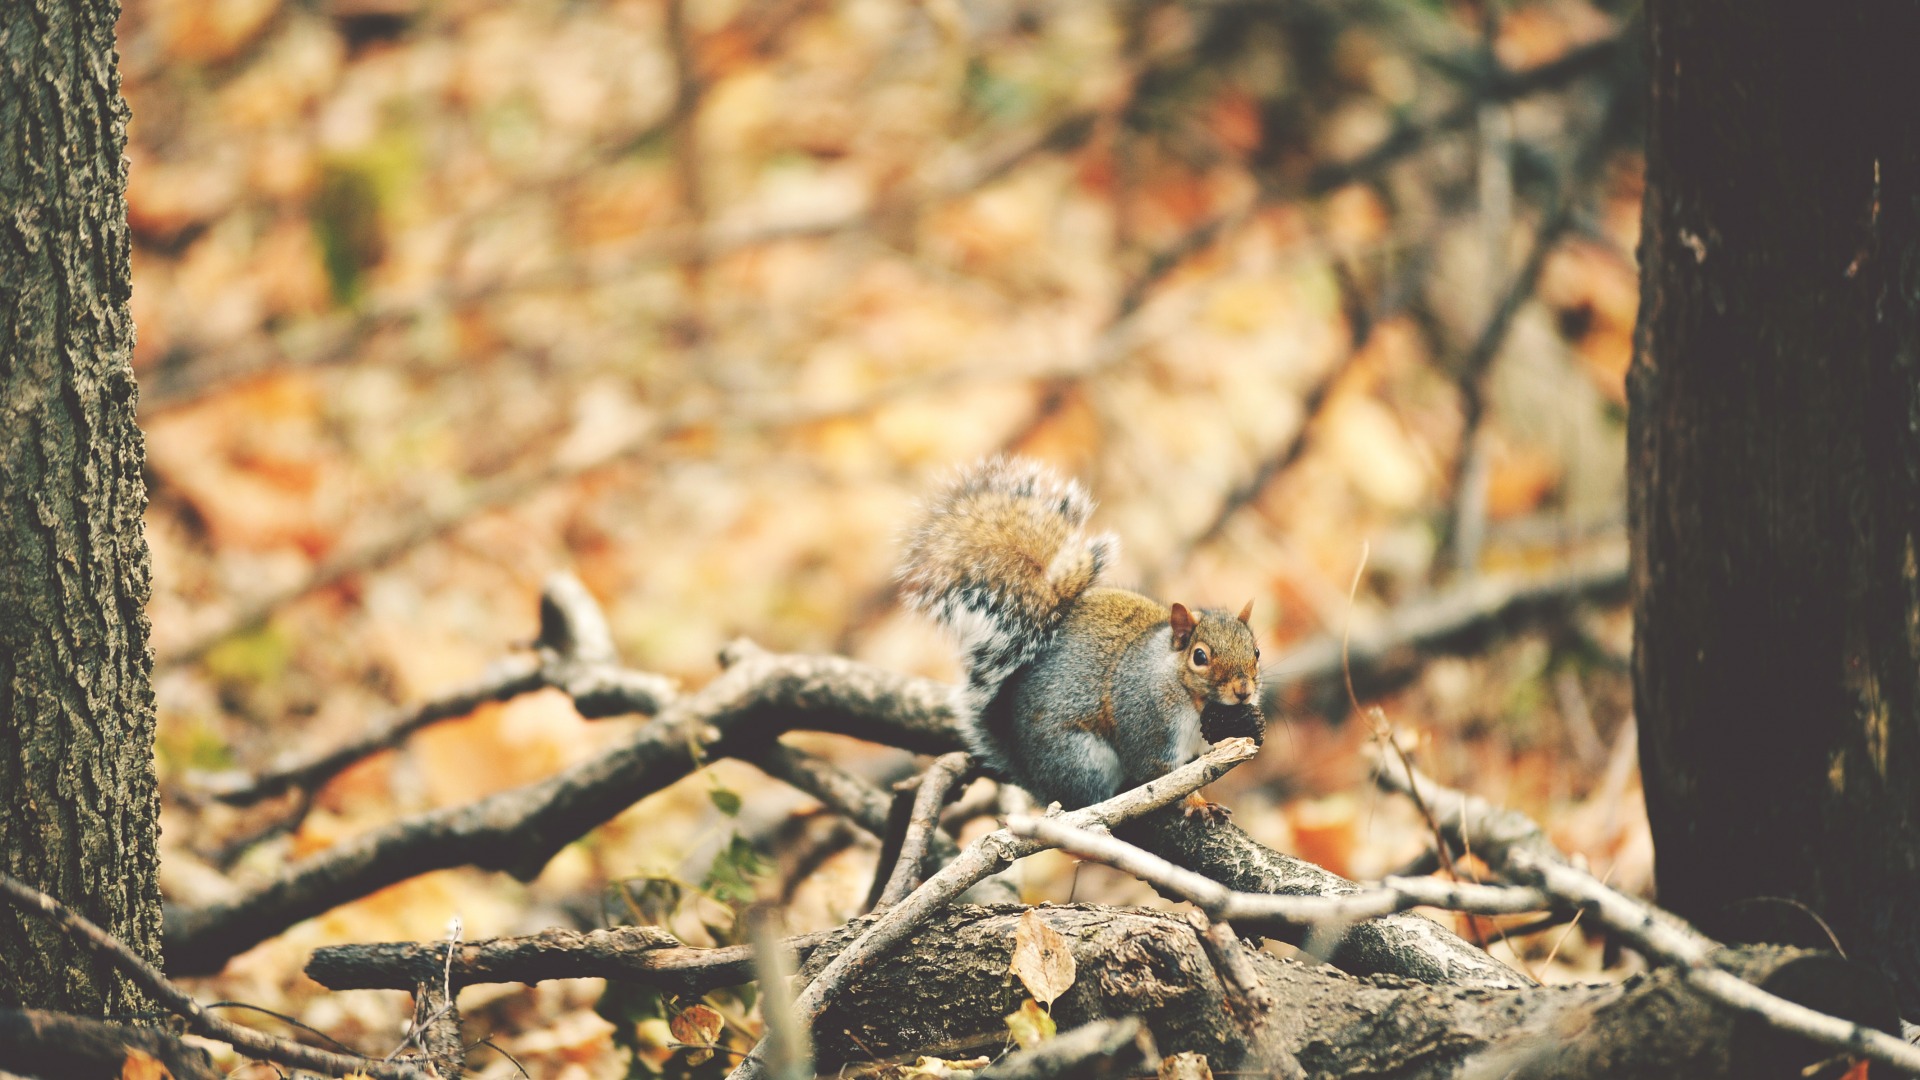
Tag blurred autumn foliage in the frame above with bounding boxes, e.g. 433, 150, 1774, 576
127, 0, 1647, 1074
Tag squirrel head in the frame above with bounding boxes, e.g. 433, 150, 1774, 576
1168, 600, 1261, 710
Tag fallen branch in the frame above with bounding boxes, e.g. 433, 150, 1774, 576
1372, 755, 1920, 1076
728, 741, 1259, 1080
749, 742, 893, 836
307, 924, 835, 996
803, 902, 1863, 1079
165, 638, 956, 974
0, 1009, 222, 1080
0, 874, 432, 1080
195, 657, 545, 808
1116, 809, 1527, 989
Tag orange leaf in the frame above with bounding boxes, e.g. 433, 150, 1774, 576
119, 1049, 173, 1080
670, 1002, 725, 1065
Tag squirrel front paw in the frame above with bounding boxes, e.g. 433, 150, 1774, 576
1181, 791, 1232, 823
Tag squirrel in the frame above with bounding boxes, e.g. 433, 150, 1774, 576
898, 456, 1264, 818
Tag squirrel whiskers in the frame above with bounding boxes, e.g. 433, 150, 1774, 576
899, 457, 1263, 817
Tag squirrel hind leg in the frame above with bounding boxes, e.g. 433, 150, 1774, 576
1017, 728, 1122, 810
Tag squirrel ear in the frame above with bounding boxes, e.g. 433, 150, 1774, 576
1238, 599, 1254, 626
1169, 602, 1196, 646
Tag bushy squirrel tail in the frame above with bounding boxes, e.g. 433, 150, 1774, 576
898, 457, 1116, 773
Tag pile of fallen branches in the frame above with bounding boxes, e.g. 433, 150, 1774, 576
3, 573, 1911, 1080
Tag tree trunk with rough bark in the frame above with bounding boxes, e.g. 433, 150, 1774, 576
0, 0, 161, 1016
1630, 0, 1920, 1016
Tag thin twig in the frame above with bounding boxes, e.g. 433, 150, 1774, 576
749, 742, 894, 837
1433, 199, 1580, 577
1006, 816, 1549, 928
0, 874, 431, 1080
194, 658, 546, 807
194, 572, 675, 810
1304, 32, 1627, 196
875, 752, 971, 908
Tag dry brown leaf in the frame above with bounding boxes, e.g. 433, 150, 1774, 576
1158, 1051, 1215, 1080
670, 1002, 725, 1065
1010, 908, 1076, 1006
119, 1049, 174, 1080
1003, 998, 1056, 1050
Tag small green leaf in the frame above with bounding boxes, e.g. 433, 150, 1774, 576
703, 834, 771, 906
709, 787, 742, 817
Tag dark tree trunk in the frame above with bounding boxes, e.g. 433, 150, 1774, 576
0, 0, 160, 1015
1631, 1, 1920, 1015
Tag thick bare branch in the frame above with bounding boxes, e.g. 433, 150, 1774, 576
307, 924, 834, 997
165, 646, 955, 975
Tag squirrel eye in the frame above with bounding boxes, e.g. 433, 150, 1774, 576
1254, 648, 1261, 660
1191, 646, 1209, 666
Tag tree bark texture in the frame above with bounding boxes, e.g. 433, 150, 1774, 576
1631, 1, 1920, 1015
0, 0, 160, 1015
